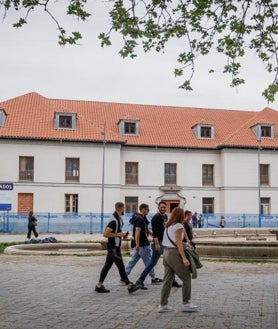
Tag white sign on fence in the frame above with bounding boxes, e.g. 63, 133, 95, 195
0, 182, 13, 211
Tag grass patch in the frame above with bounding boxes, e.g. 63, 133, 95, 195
0, 242, 23, 254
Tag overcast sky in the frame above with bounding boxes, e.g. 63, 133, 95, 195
1, 1, 277, 112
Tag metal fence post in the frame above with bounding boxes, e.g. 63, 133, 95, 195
47, 212, 50, 233
90, 213, 93, 234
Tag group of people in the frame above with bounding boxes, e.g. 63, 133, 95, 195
95, 201, 200, 313
192, 212, 203, 228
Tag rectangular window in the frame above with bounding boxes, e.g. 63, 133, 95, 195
164, 163, 177, 185
125, 197, 138, 214
124, 122, 136, 134
125, 162, 138, 184
65, 194, 78, 213
201, 126, 212, 138
261, 126, 271, 138
65, 158, 80, 182
202, 197, 214, 214
260, 164, 269, 185
59, 115, 72, 128
19, 156, 34, 181
202, 164, 214, 186
260, 197, 270, 215
54, 113, 77, 130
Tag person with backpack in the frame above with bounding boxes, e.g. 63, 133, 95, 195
135, 201, 181, 289
125, 203, 162, 286
95, 202, 139, 294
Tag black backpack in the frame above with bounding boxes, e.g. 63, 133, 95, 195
129, 213, 141, 248
129, 212, 139, 225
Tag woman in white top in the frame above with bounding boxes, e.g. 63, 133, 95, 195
158, 207, 198, 313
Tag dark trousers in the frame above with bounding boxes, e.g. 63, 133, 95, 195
99, 247, 130, 284
27, 226, 38, 239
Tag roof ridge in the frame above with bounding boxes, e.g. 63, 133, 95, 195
219, 108, 278, 146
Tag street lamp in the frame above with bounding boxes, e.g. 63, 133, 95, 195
100, 123, 106, 233
257, 137, 262, 228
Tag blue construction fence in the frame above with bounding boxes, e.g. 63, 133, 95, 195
0, 212, 277, 234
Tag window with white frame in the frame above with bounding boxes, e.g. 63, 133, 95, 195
252, 124, 274, 139
118, 119, 140, 136
54, 112, 77, 130
193, 124, 215, 139
260, 197, 270, 215
65, 194, 78, 213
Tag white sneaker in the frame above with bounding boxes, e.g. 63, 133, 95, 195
157, 305, 173, 313
181, 302, 198, 312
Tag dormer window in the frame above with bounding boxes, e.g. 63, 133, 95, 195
193, 124, 215, 139
261, 125, 272, 138
118, 119, 140, 136
124, 122, 136, 134
54, 112, 77, 130
201, 126, 212, 138
0, 108, 7, 127
252, 123, 274, 139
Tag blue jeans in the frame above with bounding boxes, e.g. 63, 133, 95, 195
125, 245, 155, 279
136, 242, 163, 284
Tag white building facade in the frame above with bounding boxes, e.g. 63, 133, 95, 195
0, 92, 277, 217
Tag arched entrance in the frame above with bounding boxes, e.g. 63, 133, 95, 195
164, 200, 180, 213
155, 193, 186, 213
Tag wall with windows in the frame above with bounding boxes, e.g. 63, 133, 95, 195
1, 139, 278, 214
1, 140, 123, 213
121, 147, 222, 214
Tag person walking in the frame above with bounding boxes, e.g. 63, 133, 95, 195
192, 212, 198, 228
95, 202, 139, 294
197, 214, 203, 228
125, 203, 162, 286
27, 211, 39, 239
135, 201, 181, 289
183, 210, 195, 248
219, 216, 226, 228
158, 207, 198, 313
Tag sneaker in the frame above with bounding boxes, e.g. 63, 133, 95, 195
151, 277, 163, 284
181, 302, 198, 312
172, 280, 182, 288
128, 283, 140, 294
136, 282, 148, 290
95, 285, 110, 293
157, 305, 173, 313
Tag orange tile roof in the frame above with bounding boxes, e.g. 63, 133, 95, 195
0, 92, 277, 149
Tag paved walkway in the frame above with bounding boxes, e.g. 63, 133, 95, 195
0, 234, 277, 329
